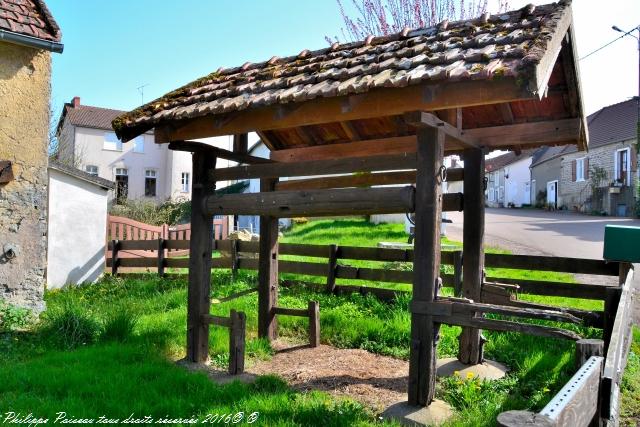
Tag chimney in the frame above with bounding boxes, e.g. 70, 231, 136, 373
71, 96, 80, 107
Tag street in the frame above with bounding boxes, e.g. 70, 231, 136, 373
446, 208, 640, 260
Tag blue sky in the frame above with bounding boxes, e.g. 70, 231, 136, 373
48, 0, 639, 117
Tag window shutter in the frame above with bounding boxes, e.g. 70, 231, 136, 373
584, 158, 589, 179
571, 159, 576, 182
632, 147, 637, 172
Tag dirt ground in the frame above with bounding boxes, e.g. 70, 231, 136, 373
249, 341, 409, 411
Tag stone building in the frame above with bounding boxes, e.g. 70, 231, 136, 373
529, 145, 570, 209
559, 98, 638, 216
0, 0, 63, 311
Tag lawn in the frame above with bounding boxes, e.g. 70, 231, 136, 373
0, 218, 637, 426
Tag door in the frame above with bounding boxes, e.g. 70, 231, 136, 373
524, 182, 531, 205
546, 181, 557, 209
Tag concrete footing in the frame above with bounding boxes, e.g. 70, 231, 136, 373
381, 399, 453, 426
436, 357, 508, 380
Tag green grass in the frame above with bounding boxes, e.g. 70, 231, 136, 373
0, 218, 637, 426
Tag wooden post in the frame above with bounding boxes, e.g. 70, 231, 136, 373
326, 244, 339, 294
111, 239, 119, 276
230, 238, 239, 279
408, 126, 444, 406
229, 309, 246, 375
575, 338, 604, 370
258, 178, 279, 340
603, 287, 621, 353
308, 300, 320, 347
458, 147, 485, 365
452, 250, 463, 297
186, 152, 217, 363
157, 238, 165, 276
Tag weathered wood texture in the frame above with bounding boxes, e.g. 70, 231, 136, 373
326, 244, 338, 294
308, 301, 320, 347
459, 146, 485, 365
497, 411, 554, 427
258, 178, 279, 340
601, 265, 636, 421
169, 139, 272, 164
186, 152, 217, 363
229, 309, 246, 375
575, 339, 604, 370
408, 126, 443, 406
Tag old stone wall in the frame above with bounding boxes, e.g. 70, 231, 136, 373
0, 42, 51, 311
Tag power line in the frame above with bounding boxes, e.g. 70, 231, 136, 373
580, 27, 637, 61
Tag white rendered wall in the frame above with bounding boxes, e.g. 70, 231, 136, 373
504, 157, 532, 207
47, 169, 109, 288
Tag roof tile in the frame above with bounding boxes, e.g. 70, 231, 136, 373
0, 0, 60, 42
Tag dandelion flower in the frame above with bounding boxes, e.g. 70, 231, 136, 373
466, 372, 475, 380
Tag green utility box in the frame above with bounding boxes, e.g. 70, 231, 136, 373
603, 225, 640, 262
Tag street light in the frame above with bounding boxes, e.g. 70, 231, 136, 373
612, 24, 640, 209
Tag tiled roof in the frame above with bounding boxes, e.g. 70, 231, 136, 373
485, 149, 534, 172
530, 97, 638, 166
0, 0, 61, 42
48, 160, 114, 190
113, 1, 574, 141
59, 103, 126, 132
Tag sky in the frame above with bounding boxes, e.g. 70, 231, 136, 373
47, 0, 639, 119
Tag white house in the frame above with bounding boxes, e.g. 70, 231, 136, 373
47, 161, 114, 288
485, 151, 533, 208
55, 97, 239, 204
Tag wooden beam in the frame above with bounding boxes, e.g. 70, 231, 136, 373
463, 118, 582, 148
186, 152, 217, 363
459, 147, 485, 365
405, 111, 480, 149
269, 135, 416, 163
339, 121, 360, 140
274, 168, 464, 191
169, 140, 272, 164
216, 153, 416, 181
233, 133, 248, 154
256, 130, 279, 151
203, 186, 416, 217
258, 178, 279, 341
153, 78, 530, 142
408, 126, 444, 406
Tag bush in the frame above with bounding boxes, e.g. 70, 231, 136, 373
102, 310, 139, 342
109, 198, 190, 226
43, 301, 101, 349
0, 299, 32, 331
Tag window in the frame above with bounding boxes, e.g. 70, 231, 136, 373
85, 165, 98, 176
181, 172, 190, 193
145, 170, 157, 197
115, 168, 128, 204
576, 158, 585, 182
615, 148, 630, 185
133, 136, 144, 153
103, 132, 122, 151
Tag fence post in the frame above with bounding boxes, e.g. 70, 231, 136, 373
308, 301, 320, 347
453, 250, 463, 297
496, 411, 553, 427
230, 239, 239, 279
326, 244, 339, 294
575, 338, 604, 370
111, 239, 119, 276
603, 287, 622, 353
157, 238, 165, 277
229, 309, 246, 375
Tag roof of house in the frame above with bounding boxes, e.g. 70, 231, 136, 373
48, 160, 115, 190
0, 0, 62, 48
485, 149, 534, 172
530, 97, 638, 167
112, 0, 586, 155
56, 97, 153, 135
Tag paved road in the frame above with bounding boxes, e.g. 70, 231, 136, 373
445, 208, 640, 260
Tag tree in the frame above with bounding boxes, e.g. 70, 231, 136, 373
328, 0, 509, 43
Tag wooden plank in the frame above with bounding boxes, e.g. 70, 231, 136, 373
215, 152, 416, 181
186, 152, 217, 363
484, 253, 619, 276
153, 78, 529, 142
157, 238, 165, 276
111, 240, 119, 276
116, 258, 158, 268
273, 306, 309, 317
229, 309, 246, 375
169, 140, 272, 164
308, 301, 320, 347
485, 277, 615, 300
326, 244, 338, 294
497, 411, 554, 427
408, 125, 444, 406
540, 356, 603, 426
270, 135, 416, 162
204, 186, 416, 217
432, 315, 581, 341
202, 314, 231, 327
233, 133, 248, 154
464, 118, 582, 148
258, 178, 279, 341
459, 147, 485, 365
405, 111, 479, 148
452, 250, 463, 297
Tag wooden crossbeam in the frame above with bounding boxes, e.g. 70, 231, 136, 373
274, 168, 463, 191
463, 118, 582, 148
405, 111, 480, 149
215, 153, 416, 181
169, 140, 272, 164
